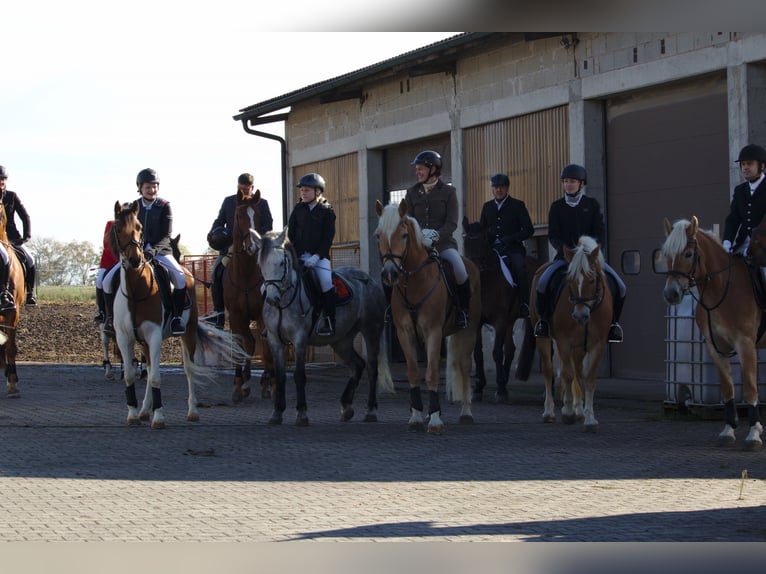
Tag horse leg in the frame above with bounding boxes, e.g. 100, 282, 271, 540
493, 324, 510, 404
333, 338, 367, 422
116, 331, 141, 425
581, 345, 606, 432
395, 326, 425, 431
558, 344, 578, 425
293, 341, 309, 426
472, 328, 486, 402
101, 325, 115, 381
267, 340, 287, 426
5, 362, 19, 399
537, 337, 555, 422
451, 329, 475, 424
737, 345, 763, 451
232, 330, 254, 403
140, 335, 165, 429
706, 342, 737, 445
424, 332, 445, 434
181, 330, 200, 423
258, 326, 275, 400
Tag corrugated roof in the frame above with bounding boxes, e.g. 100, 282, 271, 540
232, 32, 498, 122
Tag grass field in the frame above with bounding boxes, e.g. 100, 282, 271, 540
36, 285, 96, 303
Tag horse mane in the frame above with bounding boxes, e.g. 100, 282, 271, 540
662, 218, 721, 258
374, 202, 425, 249
0, 202, 9, 244
567, 235, 603, 279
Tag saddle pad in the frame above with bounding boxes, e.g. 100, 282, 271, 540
332, 274, 353, 305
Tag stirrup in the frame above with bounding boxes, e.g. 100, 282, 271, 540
203, 312, 225, 329
455, 309, 469, 329
25, 292, 37, 306
104, 318, 115, 336
94, 310, 105, 323
534, 319, 549, 338
0, 294, 16, 311
608, 323, 624, 343
315, 317, 335, 336
170, 317, 185, 335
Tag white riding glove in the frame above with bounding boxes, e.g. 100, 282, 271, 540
303, 254, 320, 268
422, 229, 440, 246
722, 240, 732, 252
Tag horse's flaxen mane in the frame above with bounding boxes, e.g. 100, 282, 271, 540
662, 219, 721, 259
375, 202, 425, 249
567, 235, 603, 280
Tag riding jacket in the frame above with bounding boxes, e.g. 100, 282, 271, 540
479, 195, 534, 256
0, 189, 31, 244
288, 197, 336, 260
547, 195, 605, 259
209, 194, 273, 255
723, 176, 766, 252
137, 198, 173, 257
404, 178, 459, 252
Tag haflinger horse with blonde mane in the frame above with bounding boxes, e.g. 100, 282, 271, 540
659, 216, 763, 450
108, 201, 248, 429
0, 201, 26, 398
516, 235, 612, 431
375, 199, 481, 433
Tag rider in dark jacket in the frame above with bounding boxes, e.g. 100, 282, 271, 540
0, 165, 37, 307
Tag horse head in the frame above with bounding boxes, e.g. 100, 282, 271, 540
254, 227, 296, 307
747, 214, 766, 266
111, 200, 144, 270
461, 217, 491, 265
374, 199, 429, 286
233, 188, 262, 256
659, 216, 702, 305
563, 236, 605, 325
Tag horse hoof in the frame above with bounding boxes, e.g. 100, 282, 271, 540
6, 391, 20, 399
716, 435, 736, 446
584, 424, 598, 433
542, 414, 556, 423
151, 421, 166, 430
268, 415, 282, 426
127, 417, 141, 426
427, 424, 445, 435
561, 414, 577, 425
187, 413, 200, 423
260, 386, 271, 400
340, 406, 354, 422
494, 390, 509, 404
363, 413, 378, 423
242, 386, 251, 399
408, 422, 426, 433
744, 439, 763, 452
139, 412, 150, 422
295, 415, 309, 427
231, 392, 243, 404
459, 415, 474, 424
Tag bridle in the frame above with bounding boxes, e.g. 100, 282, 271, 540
567, 269, 605, 312
261, 246, 308, 345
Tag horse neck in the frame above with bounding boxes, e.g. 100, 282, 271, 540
122, 261, 156, 298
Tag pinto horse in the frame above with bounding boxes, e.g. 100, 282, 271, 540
0, 201, 25, 398
253, 227, 393, 426
224, 188, 275, 403
516, 236, 611, 431
108, 201, 248, 428
375, 199, 480, 433
660, 216, 762, 450
462, 217, 540, 403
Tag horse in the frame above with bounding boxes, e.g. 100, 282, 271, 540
375, 199, 480, 433
462, 217, 540, 403
107, 200, 248, 428
516, 236, 612, 431
659, 216, 763, 450
0, 201, 25, 398
252, 227, 394, 426
223, 188, 275, 403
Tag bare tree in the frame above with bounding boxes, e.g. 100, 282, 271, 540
28, 237, 99, 286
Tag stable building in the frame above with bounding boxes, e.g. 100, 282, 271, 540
233, 32, 766, 382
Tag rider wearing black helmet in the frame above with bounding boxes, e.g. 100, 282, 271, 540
405, 150, 472, 328
205, 173, 273, 328
723, 144, 766, 256
288, 172, 337, 337
533, 163, 626, 343
0, 165, 37, 308
479, 172, 534, 317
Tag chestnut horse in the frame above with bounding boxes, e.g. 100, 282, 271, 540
224, 188, 275, 402
375, 199, 480, 433
0, 201, 25, 398
516, 236, 611, 431
462, 217, 540, 403
660, 216, 762, 450
108, 201, 248, 428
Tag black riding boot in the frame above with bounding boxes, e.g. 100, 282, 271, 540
94, 287, 106, 323
171, 287, 187, 336
103, 290, 116, 336
316, 288, 336, 336
516, 272, 530, 319
534, 289, 549, 337
25, 265, 37, 306
455, 280, 471, 329
204, 262, 225, 328
0, 263, 16, 311
608, 293, 626, 343
383, 283, 393, 324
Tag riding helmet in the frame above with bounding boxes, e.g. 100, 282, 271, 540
490, 173, 510, 187
411, 150, 442, 171
560, 164, 587, 184
207, 226, 232, 251
297, 173, 325, 192
736, 144, 766, 164
136, 168, 160, 187
0, 165, 8, 179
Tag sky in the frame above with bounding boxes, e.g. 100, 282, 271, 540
1, 2, 457, 255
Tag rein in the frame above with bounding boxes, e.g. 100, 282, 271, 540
262, 249, 310, 345
566, 269, 606, 352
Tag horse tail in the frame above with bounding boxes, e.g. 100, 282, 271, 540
514, 318, 536, 381
376, 331, 395, 396
193, 322, 250, 367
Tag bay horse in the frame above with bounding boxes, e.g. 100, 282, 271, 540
516, 236, 611, 431
660, 216, 762, 450
462, 217, 540, 403
375, 199, 480, 433
0, 201, 25, 398
108, 201, 248, 428
252, 227, 394, 426
224, 188, 275, 403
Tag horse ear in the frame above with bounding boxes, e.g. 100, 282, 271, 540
462, 216, 469, 231
398, 199, 407, 218
253, 189, 261, 203
278, 226, 288, 244
690, 216, 699, 236
663, 217, 672, 235
375, 199, 384, 216
564, 245, 576, 262
114, 201, 122, 218
131, 200, 140, 215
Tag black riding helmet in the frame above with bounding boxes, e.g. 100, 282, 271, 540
207, 226, 232, 251
297, 173, 325, 193
490, 173, 510, 187
136, 168, 160, 188
412, 150, 442, 177
560, 164, 587, 184
0, 165, 8, 179
736, 144, 766, 164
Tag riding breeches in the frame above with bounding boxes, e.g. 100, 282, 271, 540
440, 248, 468, 284
103, 263, 120, 295
0, 243, 9, 267
153, 253, 187, 289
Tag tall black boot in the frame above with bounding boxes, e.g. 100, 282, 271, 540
94, 287, 106, 323
316, 288, 336, 336
25, 264, 37, 306
171, 286, 187, 336
534, 288, 549, 337
103, 290, 116, 336
516, 271, 530, 318
204, 262, 225, 328
608, 294, 625, 343
455, 280, 471, 329
383, 283, 393, 324
0, 263, 16, 311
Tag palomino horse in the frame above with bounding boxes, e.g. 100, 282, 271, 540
659, 216, 762, 450
462, 217, 540, 403
0, 201, 26, 398
108, 201, 248, 428
224, 188, 275, 402
375, 199, 480, 433
516, 236, 611, 431
253, 228, 393, 426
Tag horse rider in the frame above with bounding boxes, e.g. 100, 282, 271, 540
479, 172, 535, 318
93, 219, 119, 323
533, 163, 626, 343
0, 165, 37, 307
288, 172, 337, 337
206, 172, 273, 328
405, 150, 471, 329
723, 144, 766, 258
103, 168, 188, 336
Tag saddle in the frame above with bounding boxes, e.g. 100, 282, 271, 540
301, 267, 354, 308
10, 244, 29, 281
432, 250, 466, 316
